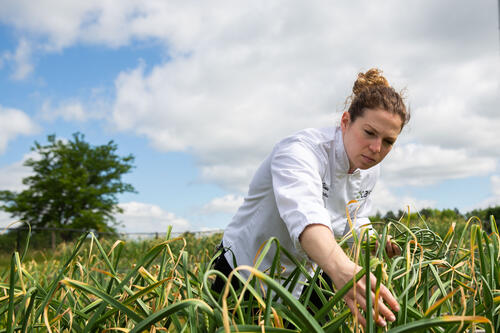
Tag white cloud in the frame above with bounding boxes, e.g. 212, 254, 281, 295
1, 0, 498, 208
381, 143, 497, 187
0, 211, 19, 229
404, 56, 500, 156
40, 99, 106, 122
111, 57, 337, 191
0, 157, 33, 225
0, 106, 38, 154
0, 153, 36, 192
1, 1, 496, 55
202, 194, 244, 215
104, 0, 498, 193
2, 38, 34, 80
492, 175, 500, 198
116, 201, 190, 233
370, 181, 435, 216
41, 100, 86, 122
0, 1, 104, 50
475, 175, 500, 209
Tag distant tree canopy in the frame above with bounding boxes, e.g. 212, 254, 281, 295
371, 206, 499, 234
466, 206, 500, 222
371, 207, 465, 222
0, 133, 136, 237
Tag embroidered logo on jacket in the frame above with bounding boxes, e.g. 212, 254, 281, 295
322, 182, 330, 198
355, 190, 372, 200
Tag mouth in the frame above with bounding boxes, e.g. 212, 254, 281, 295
361, 154, 376, 163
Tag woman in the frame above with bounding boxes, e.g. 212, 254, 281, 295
213, 68, 408, 328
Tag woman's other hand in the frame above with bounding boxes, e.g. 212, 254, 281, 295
374, 235, 401, 258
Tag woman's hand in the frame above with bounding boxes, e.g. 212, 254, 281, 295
375, 235, 401, 258
300, 224, 399, 328
335, 261, 399, 327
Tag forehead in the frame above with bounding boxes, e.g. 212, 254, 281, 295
358, 108, 402, 138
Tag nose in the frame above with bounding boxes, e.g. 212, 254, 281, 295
370, 138, 382, 153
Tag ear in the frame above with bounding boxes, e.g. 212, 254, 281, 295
340, 112, 350, 132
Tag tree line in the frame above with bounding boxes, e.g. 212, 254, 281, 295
372, 206, 499, 224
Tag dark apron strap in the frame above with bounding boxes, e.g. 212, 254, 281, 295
210, 241, 241, 294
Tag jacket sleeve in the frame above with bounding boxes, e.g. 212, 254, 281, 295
270, 139, 332, 256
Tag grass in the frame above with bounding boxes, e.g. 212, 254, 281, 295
0, 212, 498, 332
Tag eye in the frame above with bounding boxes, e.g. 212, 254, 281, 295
364, 130, 374, 136
384, 139, 395, 146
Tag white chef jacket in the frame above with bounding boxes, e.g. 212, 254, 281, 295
222, 126, 378, 297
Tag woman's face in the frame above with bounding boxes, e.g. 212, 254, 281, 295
341, 108, 402, 173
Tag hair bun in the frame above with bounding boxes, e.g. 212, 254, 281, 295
352, 68, 390, 96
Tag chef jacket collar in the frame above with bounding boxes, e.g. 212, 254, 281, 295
334, 126, 360, 175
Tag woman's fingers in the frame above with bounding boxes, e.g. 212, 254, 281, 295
377, 281, 400, 312
373, 292, 396, 323
386, 240, 395, 257
392, 241, 402, 256
354, 285, 395, 325
353, 291, 388, 327
326, 254, 400, 328
385, 237, 401, 258
367, 287, 396, 323
345, 276, 397, 327
345, 297, 367, 328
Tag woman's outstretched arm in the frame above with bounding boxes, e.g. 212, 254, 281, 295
299, 224, 400, 328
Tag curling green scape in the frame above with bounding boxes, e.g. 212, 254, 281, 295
0, 213, 498, 332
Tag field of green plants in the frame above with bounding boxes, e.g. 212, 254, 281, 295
0, 212, 499, 332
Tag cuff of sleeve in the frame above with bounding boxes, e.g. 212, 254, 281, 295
355, 217, 374, 236
287, 211, 332, 259
344, 217, 374, 247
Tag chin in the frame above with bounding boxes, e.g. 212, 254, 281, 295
359, 162, 377, 170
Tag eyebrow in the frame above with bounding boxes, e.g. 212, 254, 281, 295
365, 125, 397, 142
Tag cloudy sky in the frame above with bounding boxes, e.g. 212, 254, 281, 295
0, 0, 498, 233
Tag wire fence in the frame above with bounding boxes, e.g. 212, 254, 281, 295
0, 226, 224, 252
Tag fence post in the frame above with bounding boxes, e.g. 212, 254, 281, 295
155, 232, 159, 239
51, 230, 56, 250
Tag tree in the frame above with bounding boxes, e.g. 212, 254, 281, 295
419, 208, 435, 220
383, 210, 397, 221
0, 133, 136, 238
466, 206, 500, 233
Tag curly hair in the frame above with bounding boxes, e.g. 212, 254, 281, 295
347, 68, 410, 131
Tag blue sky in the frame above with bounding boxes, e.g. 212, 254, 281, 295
0, 0, 499, 233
